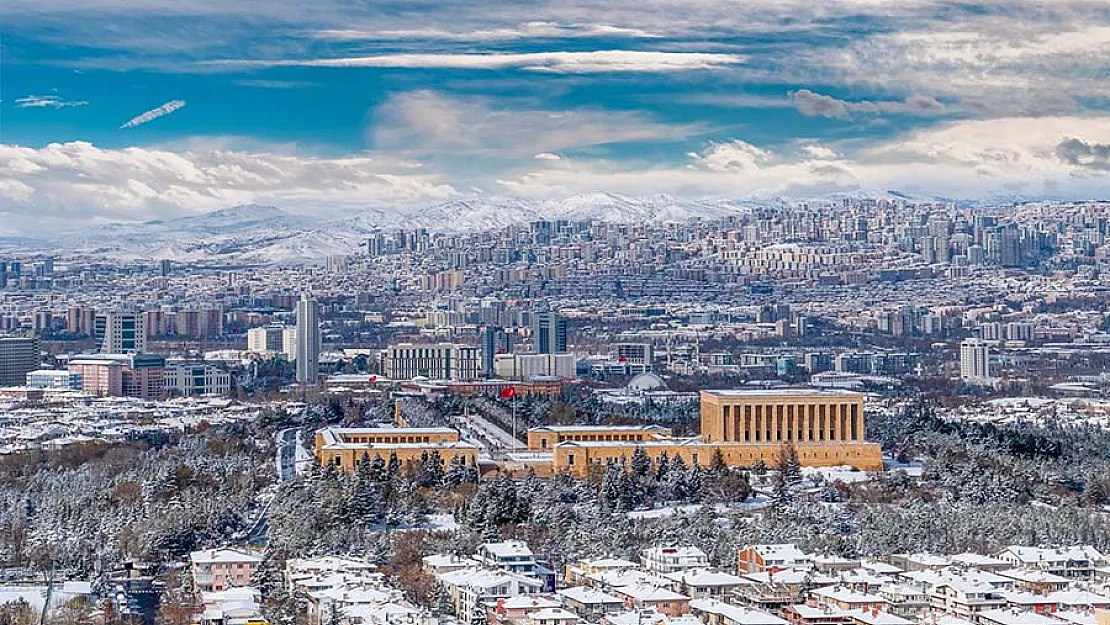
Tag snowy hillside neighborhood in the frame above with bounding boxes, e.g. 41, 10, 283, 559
2, 199, 1110, 625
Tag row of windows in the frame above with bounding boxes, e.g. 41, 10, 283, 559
342, 435, 437, 444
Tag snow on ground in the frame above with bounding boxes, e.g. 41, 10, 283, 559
625, 498, 769, 519
883, 458, 925, 476
803, 465, 874, 484
424, 512, 461, 532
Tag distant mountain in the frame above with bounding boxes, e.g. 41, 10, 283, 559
0, 193, 758, 264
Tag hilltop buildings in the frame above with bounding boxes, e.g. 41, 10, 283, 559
317, 388, 883, 475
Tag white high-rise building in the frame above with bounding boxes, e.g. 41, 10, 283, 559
960, 338, 991, 382
295, 294, 320, 384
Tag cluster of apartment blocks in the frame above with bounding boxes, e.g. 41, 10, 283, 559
316, 389, 884, 474
23, 355, 232, 398
421, 538, 1110, 625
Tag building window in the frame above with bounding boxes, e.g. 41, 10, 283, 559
568, 454, 575, 465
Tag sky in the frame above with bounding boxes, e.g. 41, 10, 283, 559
3, 0, 1110, 230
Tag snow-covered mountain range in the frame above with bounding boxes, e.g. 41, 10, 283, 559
0, 191, 962, 264
0, 194, 755, 264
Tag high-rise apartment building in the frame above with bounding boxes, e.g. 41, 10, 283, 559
95, 313, 146, 354
295, 294, 320, 384
960, 338, 991, 382
531, 312, 568, 354
0, 336, 41, 386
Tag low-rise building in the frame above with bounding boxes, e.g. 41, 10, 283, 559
189, 548, 262, 593
642, 547, 710, 575
26, 369, 82, 390
738, 545, 813, 574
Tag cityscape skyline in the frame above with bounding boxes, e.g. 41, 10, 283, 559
5, 1, 1110, 232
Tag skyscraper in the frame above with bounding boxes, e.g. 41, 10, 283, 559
295, 294, 320, 384
960, 338, 991, 382
531, 312, 567, 354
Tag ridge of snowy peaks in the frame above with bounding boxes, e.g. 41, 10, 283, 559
153, 204, 313, 234
538, 193, 738, 222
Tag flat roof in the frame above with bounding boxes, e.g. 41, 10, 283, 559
531, 425, 669, 432
702, 388, 863, 398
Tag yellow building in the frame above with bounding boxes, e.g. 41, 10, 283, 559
315, 388, 883, 477
547, 389, 883, 476
527, 425, 672, 451
315, 427, 479, 472
700, 388, 866, 444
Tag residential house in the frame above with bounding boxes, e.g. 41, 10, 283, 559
565, 559, 639, 586
780, 604, 851, 625
437, 568, 545, 620
689, 598, 788, 625
997, 548, 1106, 579
613, 584, 692, 617
557, 587, 626, 619
190, 549, 262, 593
810, 587, 887, 613
643, 547, 711, 575
739, 546, 813, 575
997, 570, 1070, 595
664, 569, 751, 599
977, 609, 1061, 625
528, 607, 583, 625
928, 581, 1007, 620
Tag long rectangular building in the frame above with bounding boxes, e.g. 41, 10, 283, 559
315, 426, 479, 472
548, 389, 883, 475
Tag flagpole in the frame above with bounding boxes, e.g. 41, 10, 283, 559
512, 393, 517, 452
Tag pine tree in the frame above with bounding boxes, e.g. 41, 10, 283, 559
631, 446, 651, 478
655, 452, 670, 482
709, 448, 728, 475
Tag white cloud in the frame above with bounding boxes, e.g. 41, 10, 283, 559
120, 100, 187, 129
499, 115, 1110, 199
314, 22, 661, 42
790, 89, 945, 119
689, 141, 769, 172
214, 50, 745, 73
0, 141, 456, 227
15, 95, 88, 109
801, 144, 839, 159
534, 153, 563, 160
372, 90, 703, 156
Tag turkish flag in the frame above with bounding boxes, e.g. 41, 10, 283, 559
369, 375, 377, 383
499, 387, 516, 400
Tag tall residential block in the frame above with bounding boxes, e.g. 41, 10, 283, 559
295, 294, 320, 384
960, 338, 991, 382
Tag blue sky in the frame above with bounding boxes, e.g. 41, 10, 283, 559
3, 0, 1110, 229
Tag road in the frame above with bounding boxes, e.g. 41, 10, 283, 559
455, 400, 522, 459
276, 427, 298, 481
